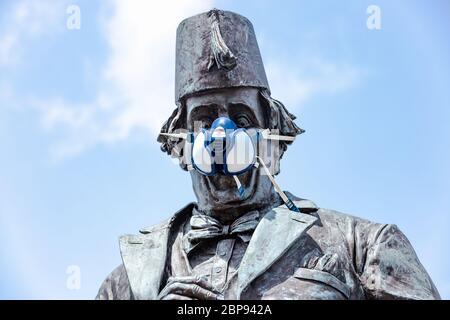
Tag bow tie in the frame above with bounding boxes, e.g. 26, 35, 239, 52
183, 209, 260, 254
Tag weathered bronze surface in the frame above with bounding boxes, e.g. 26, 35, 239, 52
96, 9, 440, 300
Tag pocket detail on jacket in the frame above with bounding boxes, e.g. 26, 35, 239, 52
293, 267, 351, 299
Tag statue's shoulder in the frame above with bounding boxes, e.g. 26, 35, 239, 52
137, 218, 174, 235
288, 194, 440, 299
314, 205, 387, 237
97, 202, 196, 300
315, 206, 383, 227
287, 191, 386, 237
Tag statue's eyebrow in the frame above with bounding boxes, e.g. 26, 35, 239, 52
228, 101, 254, 111
189, 103, 222, 117
188, 104, 221, 129
228, 102, 258, 122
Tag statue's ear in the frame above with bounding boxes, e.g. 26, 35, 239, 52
259, 90, 303, 161
157, 102, 187, 155
259, 89, 303, 136
157, 103, 189, 171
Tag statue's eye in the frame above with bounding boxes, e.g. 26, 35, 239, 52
202, 118, 212, 128
194, 117, 212, 129
235, 115, 251, 128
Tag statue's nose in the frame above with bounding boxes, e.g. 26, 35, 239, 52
217, 108, 229, 119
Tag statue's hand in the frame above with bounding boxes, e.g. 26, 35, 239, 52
157, 276, 223, 300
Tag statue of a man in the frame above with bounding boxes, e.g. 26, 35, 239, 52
96, 9, 440, 300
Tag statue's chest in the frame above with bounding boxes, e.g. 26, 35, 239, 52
246, 269, 351, 300
238, 240, 361, 300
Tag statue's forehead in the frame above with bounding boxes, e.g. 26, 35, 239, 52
185, 87, 266, 128
185, 87, 260, 111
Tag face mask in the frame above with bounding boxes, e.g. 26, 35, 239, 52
191, 117, 256, 176
160, 117, 300, 212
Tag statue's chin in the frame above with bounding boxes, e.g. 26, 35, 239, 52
203, 169, 258, 205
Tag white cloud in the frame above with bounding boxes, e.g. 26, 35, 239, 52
0, 0, 65, 66
265, 57, 362, 109
96, 0, 213, 140
2, 1, 361, 159
33, 0, 213, 159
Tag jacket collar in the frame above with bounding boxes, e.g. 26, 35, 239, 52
119, 198, 318, 300
119, 203, 194, 300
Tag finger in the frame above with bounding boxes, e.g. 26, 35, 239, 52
158, 277, 200, 299
161, 293, 197, 300
163, 282, 218, 300
159, 276, 217, 299
166, 276, 216, 292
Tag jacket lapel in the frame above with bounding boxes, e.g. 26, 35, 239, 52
118, 199, 318, 300
237, 200, 318, 298
119, 203, 194, 300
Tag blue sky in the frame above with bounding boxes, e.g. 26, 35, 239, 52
0, 0, 449, 299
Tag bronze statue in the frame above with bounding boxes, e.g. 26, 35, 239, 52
96, 9, 440, 300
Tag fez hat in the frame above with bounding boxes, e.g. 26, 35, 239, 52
175, 9, 270, 103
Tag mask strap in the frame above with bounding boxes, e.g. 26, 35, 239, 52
256, 156, 300, 212
260, 129, 295, 142
159, 132, 188, 140
233, 175, 245, 197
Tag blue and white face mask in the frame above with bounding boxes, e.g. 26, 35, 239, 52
191, 117, 257, 176
160, 116, 300, 212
